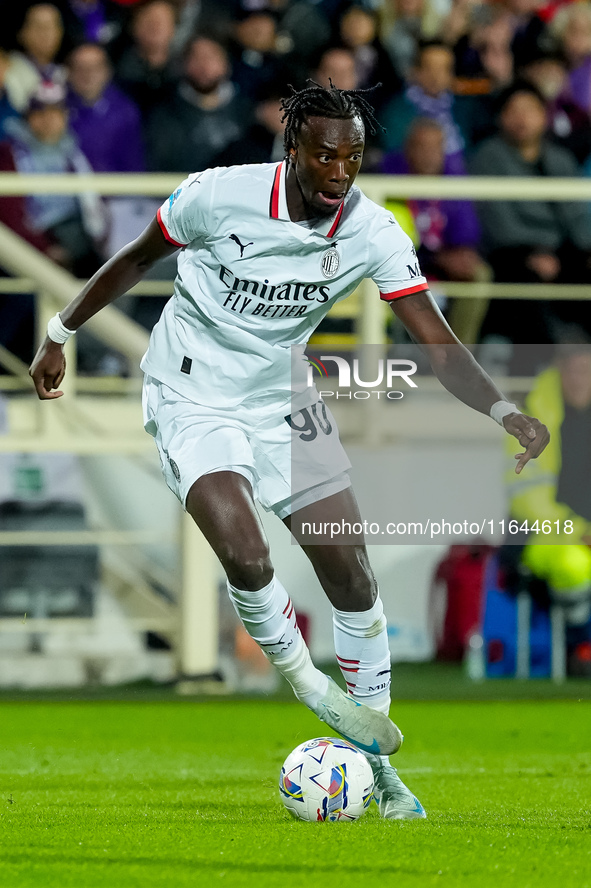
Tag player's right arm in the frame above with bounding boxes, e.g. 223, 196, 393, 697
29, 219, 179, 400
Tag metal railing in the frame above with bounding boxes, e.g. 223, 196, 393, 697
1, 171, 590, 369
1, 171, 591, 198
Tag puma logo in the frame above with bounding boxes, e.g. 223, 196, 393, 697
229, 234, 253, 257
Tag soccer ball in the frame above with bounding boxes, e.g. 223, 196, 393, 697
279, 737, 374, 822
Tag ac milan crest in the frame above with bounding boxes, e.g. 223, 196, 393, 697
321, 246, 340, 278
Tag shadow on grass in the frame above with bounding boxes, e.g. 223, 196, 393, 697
0, 852, 424, 876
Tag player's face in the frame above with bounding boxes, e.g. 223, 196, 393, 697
289, 115, 365, 219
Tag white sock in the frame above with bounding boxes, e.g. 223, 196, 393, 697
333, 595, 392, 767
227, 575, 328, 708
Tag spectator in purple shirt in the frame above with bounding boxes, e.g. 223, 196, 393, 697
380, 41, 467, 173
400, 118, 482, 280
520, 48, 591, 166
66, 42, 145, 171
551, 2, 591, 117
387, 118, 487, 341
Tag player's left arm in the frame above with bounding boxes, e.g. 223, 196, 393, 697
390, 288, 550, 474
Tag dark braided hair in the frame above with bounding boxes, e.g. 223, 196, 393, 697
280, 80, 384, 158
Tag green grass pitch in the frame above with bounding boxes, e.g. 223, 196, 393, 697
1, 694, 590, 888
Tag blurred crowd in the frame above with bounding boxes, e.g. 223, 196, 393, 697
1, 0, 591, 367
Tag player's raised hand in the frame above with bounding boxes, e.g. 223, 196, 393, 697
502, 412, 550, 475
29, 339, 67, 400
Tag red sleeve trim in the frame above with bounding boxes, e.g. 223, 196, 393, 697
156, 207, 187, 248
380, 283, 429, 302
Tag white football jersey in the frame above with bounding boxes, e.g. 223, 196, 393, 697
140, 160, 428, 411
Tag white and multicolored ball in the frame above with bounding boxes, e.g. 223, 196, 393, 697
279, 737, 374, 822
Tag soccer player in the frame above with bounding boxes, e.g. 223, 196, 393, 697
29, 83, 549, 820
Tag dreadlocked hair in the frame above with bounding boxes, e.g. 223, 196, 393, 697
280, 80, 384, 157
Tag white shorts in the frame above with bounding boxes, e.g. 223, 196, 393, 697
142, 375, 351, 518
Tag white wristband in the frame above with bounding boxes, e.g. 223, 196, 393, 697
47, 312, 75, 344
490, 400, 520, 426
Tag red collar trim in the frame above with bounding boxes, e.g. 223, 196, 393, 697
269, 162, 282, 219
327, 201, 345, 238
269, 160, 345, 238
